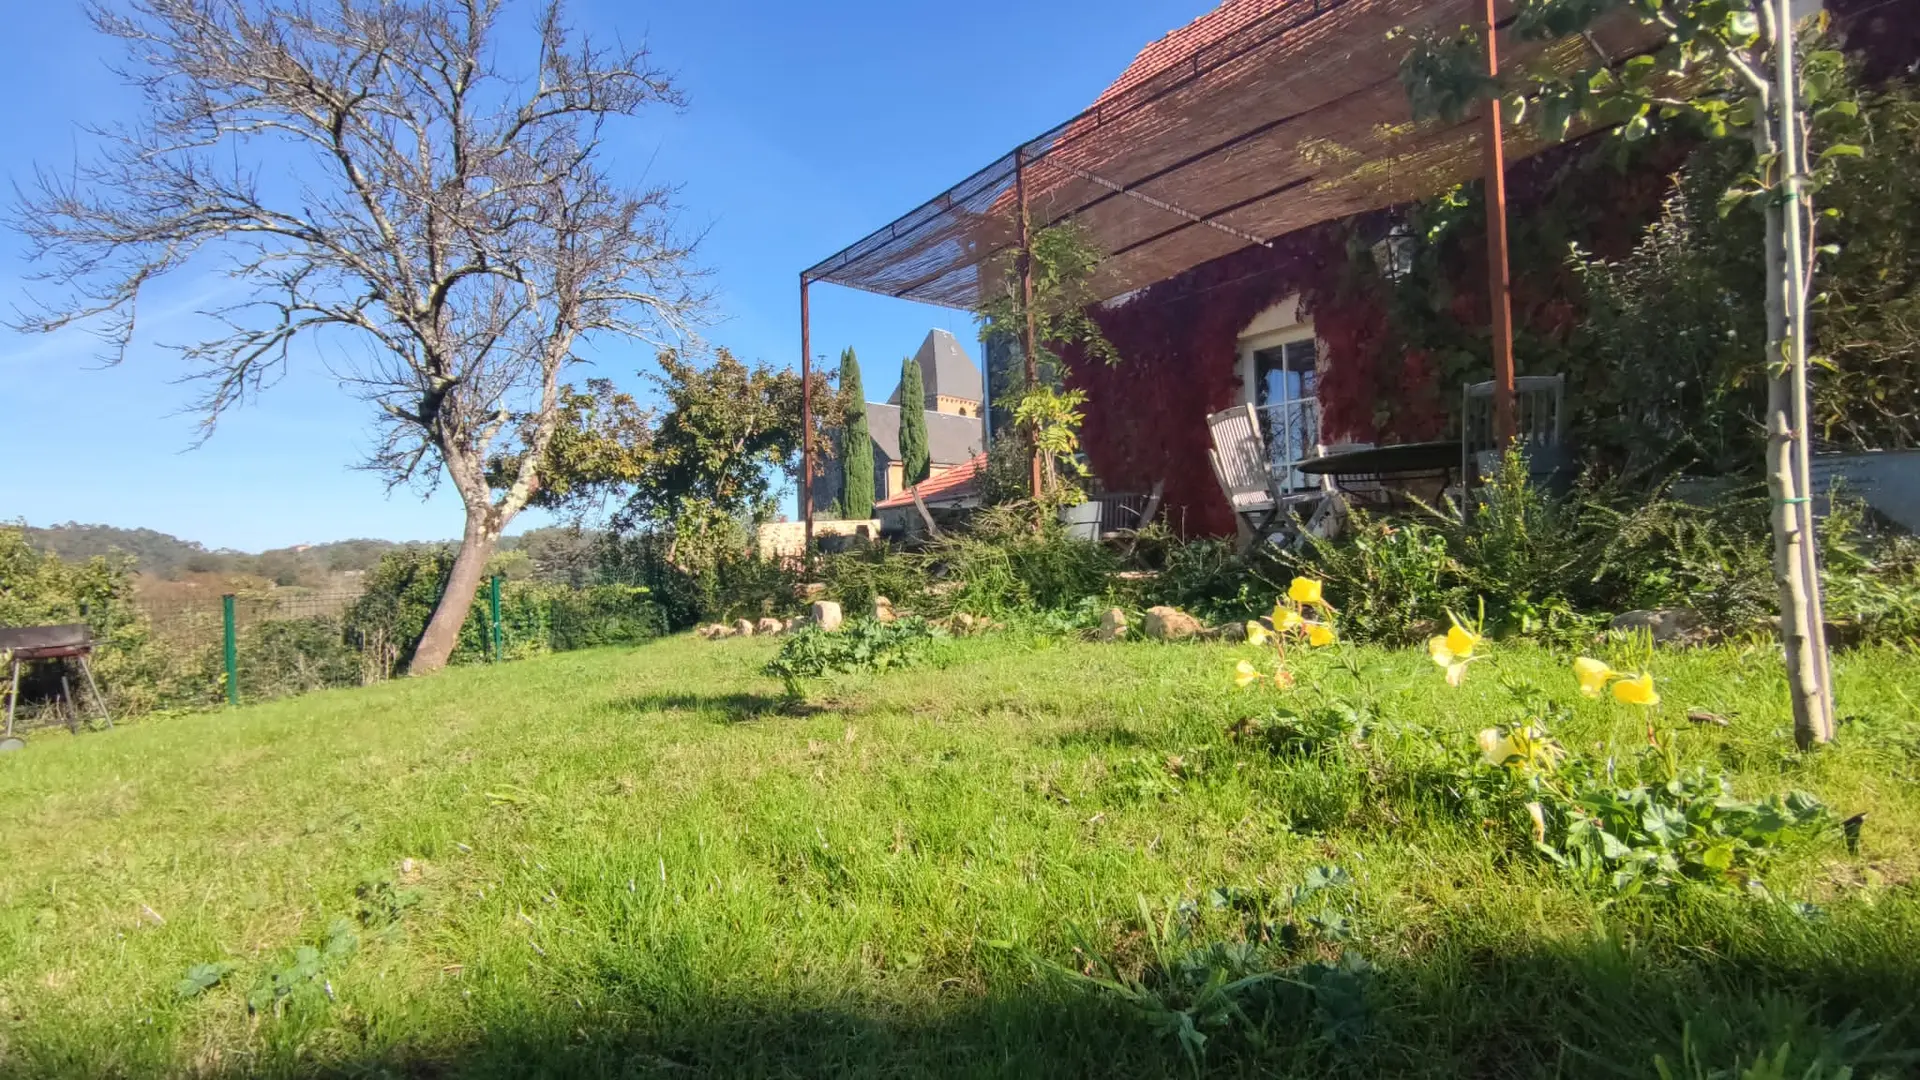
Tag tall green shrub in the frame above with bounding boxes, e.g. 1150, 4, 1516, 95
840, 348, 875, 519
898, 356, 930, 487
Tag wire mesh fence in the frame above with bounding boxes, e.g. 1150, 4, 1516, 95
130, 577, 665, 709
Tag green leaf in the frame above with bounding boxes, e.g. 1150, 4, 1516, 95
1597, 829, 1634, 860
1819, 143, 1865, 162
177, 961, 234, 1000
1699, 842, 1735, 873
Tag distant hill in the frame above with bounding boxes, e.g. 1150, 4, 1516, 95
19, 522, 604, 587
20, 523, 421, 584
19, 524, 222, 578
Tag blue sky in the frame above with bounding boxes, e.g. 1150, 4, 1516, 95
0, 0, 1211, 551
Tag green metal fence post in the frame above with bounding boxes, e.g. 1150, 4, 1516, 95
490, 575, 503, 662
221, 594, 239, 706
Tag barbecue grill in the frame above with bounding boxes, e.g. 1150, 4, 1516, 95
1, 623, 113, 747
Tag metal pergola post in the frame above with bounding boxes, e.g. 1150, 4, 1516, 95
800, 274, 814, 549
1015, 147, 1043, 500
1481, 0, 1517, 446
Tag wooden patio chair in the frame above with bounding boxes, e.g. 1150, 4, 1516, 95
1208, 404, 1280, 537
1208, 405, 1319, 547
1461, 375, 1572, 492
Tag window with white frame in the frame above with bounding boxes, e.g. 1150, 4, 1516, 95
1240, 326, 1319, 491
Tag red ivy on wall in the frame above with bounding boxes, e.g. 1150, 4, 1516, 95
1065, 140, 1685, 537
1066, 220, 1354, 537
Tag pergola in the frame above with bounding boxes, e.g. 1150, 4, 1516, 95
796, 0, 1658, 542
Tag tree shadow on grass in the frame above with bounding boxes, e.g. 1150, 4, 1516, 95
144, 911, 1920, 1080
618, 691, 817, 723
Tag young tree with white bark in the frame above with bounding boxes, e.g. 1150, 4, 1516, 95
1399, 0, 1840, 747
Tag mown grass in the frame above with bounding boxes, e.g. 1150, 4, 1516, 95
2, 632, 1919, 1078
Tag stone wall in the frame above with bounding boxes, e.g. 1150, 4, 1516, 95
755, 519, 881, 562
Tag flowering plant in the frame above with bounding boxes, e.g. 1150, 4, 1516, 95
1234, 577, 1338, 690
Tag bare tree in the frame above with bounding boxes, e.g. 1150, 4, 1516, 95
11, 0, 702, 673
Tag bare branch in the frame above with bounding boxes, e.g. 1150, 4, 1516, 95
9, 0, 706, 532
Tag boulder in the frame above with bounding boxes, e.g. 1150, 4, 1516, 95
733, 618, 756, 638
873, 596, 897, 623
1143, 606, 1202, 641
784, 616, 806, 633
810, 600, 844, 632
1610, 608, 1703, 645
756, 617, 785, 637
798, 582, 828, 600
1097, 607, 1129, 642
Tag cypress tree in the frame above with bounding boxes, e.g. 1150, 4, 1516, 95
898, 356, 930, 487
839, 348, 875, 520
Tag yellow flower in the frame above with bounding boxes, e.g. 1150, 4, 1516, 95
1612, 672, 1660, 706
1288, 577, 1325, 607
1430, 635, 1473, 685
1443, 614, 1480, 659
1573, 656, 1615, 698
1245, 621, 1272, 646
1477, 727, 1516, 767
1305, 622, 1336, 647
1479, 725, 1559, 771
1234, 659, 1262, 688
1272, 604, 1304, 633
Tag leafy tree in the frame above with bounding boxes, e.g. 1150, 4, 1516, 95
508, 348, 830, 574
621, 349, 814, 528
898, 356, 930, 487
1397, 0, 1848, 747
840, 349, 875, 519
10, 1, 702, 674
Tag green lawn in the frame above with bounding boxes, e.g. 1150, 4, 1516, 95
3, 633, 1919, 1078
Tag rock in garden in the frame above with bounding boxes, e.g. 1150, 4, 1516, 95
798, 582, 828, 600
784, 616, 806, 633
1097, 607, 1128, 641
757, 617, 784, 636
1143, 606, 1201, 641
1610, 608, 1702, 644
810, 600, 844, 632
733, 618, 756, 638
873, 596, 896, 623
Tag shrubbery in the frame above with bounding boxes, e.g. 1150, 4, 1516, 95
735, 452, 1918, 652
344, 547, 666, 671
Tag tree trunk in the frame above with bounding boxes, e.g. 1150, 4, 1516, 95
409, 510, 500, 675
1760, 18, 1834, 750
1761, 166, 1833, 750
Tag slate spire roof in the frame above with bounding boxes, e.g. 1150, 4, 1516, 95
888, 329, 984, 406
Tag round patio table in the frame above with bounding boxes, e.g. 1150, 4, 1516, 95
1296, 440, 1457, 506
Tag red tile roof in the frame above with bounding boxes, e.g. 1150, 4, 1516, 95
1093, 1, 1291, 112
874, 451, 988, 509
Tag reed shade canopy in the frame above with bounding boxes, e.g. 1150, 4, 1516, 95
800, 0, 1661, 309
